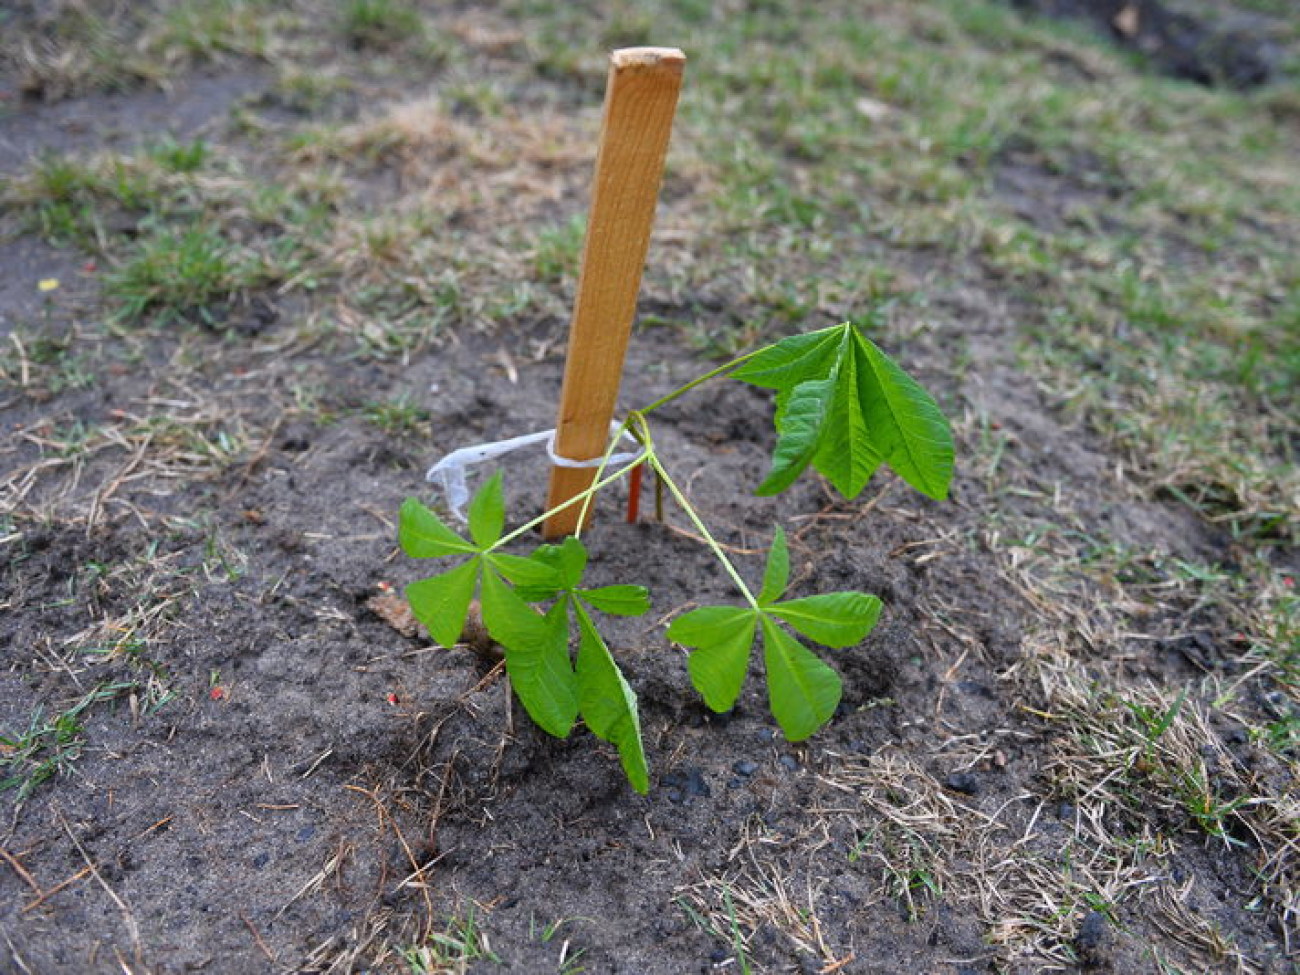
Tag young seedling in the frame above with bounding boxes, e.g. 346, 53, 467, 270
398, 316, 954, 792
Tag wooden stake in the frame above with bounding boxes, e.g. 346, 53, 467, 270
543, 46, 685, 538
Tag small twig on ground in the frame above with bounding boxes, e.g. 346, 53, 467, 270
344, 783, 436, 927
241, 911, 277, 964
23, 865, 92, 913
57, 811, 142, 965
0, 846, 44, 899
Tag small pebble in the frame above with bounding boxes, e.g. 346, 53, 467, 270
251, 851, 270, 869
662, 766, 711, 801
683, 767, 711, 797
732, 760, 758, 776
778, 755, 799, 772
944, 771, 980, 795
1074, 909, 1111, 964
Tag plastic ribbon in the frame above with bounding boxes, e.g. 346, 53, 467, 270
426, 424, 644, 522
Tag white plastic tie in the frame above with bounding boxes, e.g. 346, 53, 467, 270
426, 424, 644, 522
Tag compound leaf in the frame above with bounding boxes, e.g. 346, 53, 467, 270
755, 377, 835, 496
852, 335, 953, 501
580, 585, 650, 617
467, 470, 506, 548
398, 498, 475, 559
575, 607, 648, 794
404, 557, 480, 650
667, 605, 759, 713
761, 616, 842, 742
480, 568, 576, 738
758, 527, 790, 606
731, 325, 844, 393
489, 551, 562, 589
733, 322, 953, 502
769, 592, 882, 648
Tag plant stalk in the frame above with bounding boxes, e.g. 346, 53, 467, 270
646, 452, 758, 610
492, 458, 641, 552
635, 346, 764, 417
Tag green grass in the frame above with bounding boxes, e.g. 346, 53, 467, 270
530, 215, 586, 283
105, 225, 255, 326
145, 0, 279, 62
0, 682, 140, 800
342, 0, 425, 51
363, 394, 431, 438
146, 136, 211, 174
675, 892, 753, 975
402, 905, 499, 972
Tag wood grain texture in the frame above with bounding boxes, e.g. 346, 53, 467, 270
543, 47, 685, 538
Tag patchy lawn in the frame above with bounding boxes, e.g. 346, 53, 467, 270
1, 1, 1296, 972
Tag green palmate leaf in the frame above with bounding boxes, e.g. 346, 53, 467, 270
575, 607, 649, 794
731, 326, 844, 391
489, 551, 562, 589
733, 322, 954, 502
479, 568, 577, 738
398, 498, 475, 559
760, 616, 842, 742
467, 470, 506, 548
755, 377, 835, 496
667, 605, 759, 713
810, 343, 883, 497
404, 557, 480, 650
531, 536, 587, 589
758, 527, 790, 605
769, 592, 882, 648
579, 585, 650, 617
853, 338, 953, 501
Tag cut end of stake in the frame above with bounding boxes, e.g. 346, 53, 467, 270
610, 47, 686, 71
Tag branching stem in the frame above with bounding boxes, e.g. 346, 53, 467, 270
636, 347, 762, 417
629, 413, 759, 610
491, 458, 640, 552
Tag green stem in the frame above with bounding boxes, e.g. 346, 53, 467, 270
572, 417, 642, 538
491, 457, 642, 552
636, 346, 764, 417
646, 450, 758, 611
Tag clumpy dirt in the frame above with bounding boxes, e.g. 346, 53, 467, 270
2, 317, 1289, 973
2, 8, 1297, 975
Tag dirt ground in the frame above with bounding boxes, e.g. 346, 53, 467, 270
1, 2, 1296, 974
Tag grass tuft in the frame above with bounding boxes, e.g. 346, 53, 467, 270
105, 225, 251, 326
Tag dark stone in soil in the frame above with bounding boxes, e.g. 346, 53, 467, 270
662, 766, 711, 802
944, 771, 981, 795
1074, 909, 1113, 967
279, 425, 312, 452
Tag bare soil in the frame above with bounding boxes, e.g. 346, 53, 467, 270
1, 6, 1296, 975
